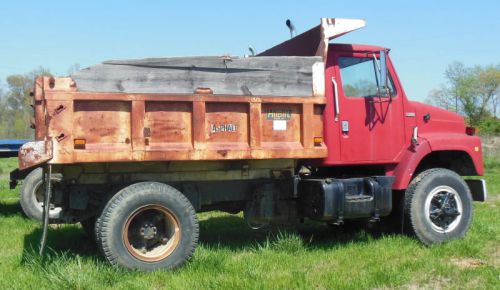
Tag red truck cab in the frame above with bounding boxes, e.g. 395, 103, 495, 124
321, 43, 483, 191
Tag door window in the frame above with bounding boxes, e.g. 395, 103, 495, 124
338, 57, 396, 98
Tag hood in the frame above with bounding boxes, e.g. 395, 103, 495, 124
409, 101, 466, 135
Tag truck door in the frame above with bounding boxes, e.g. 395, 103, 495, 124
332, 51, 405, 163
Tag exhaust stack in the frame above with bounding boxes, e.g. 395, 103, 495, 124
285, 19, 296, 39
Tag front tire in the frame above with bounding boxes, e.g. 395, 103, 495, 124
404, 168, 473, 245
98, 182, 199, 271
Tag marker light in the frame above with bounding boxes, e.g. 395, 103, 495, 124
314, 137, 323, 146
74, 139, 86, 149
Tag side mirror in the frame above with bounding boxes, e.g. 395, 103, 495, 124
378, 50, 390, 98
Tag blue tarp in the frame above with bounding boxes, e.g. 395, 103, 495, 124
0, 139, 30, 157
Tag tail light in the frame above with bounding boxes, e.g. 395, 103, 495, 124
466, 127, 476, 136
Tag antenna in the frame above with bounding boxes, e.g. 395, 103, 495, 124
285, 19, 296, 39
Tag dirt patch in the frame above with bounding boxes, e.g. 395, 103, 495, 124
491, 243, 500, 268
481, 135, 500, 159
450, 257, 486, 269
0, 173, 10, 182
485, 194, 500, 208
389, 277, 452, 290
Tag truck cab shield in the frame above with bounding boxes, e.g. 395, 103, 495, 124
259, 18, 366, 61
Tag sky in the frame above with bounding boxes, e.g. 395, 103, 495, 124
0, 0, 498, 101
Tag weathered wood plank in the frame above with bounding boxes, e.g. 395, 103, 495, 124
104, 56, 319, 72
72, 56, 322, 97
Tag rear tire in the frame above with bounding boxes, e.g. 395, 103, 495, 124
404, 168, 473, 245
98, 182, 199, 271
19, 167, 62, 221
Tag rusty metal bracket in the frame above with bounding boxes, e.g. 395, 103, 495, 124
55, 133, 67, 142
18, 140, 53, 170
53, 104, 66, 115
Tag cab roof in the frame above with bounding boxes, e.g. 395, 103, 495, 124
331, 43, 387, 53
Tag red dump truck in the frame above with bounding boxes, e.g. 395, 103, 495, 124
10, 18, 487, 271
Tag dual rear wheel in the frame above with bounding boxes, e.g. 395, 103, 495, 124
20, 171, 199, 271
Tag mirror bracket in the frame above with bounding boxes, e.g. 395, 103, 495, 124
377, 49, 390, 99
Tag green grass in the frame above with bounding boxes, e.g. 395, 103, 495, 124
0, 158, 498, 289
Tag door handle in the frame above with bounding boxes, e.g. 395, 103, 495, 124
331, 77, 340, 122
342, 120, 349, 133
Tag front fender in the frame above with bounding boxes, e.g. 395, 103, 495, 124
391, 140, 431, 190
424, 133, 483, 176
391, 134, 483, 190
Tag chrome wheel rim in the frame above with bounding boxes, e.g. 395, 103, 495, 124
424, 185, 463, 233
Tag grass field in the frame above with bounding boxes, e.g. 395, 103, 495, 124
0, 157, 498, 289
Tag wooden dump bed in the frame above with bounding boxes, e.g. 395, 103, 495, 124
32, 56, 327, 165
24, 17, 371, 168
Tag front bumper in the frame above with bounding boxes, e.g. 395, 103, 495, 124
465, 179, 487, 202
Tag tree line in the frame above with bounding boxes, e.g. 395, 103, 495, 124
0, 65, 81, 139
0, 68, 51, 139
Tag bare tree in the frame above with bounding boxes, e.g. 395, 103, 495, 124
491, 93, 499, 118
481, 64, 500, 118
475, 65, 500, 120
0, 67, 51, 138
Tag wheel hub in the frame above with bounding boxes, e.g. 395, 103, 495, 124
425, 186, 463, 233
140, 223, 158, 240
123, 205, 181, 262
